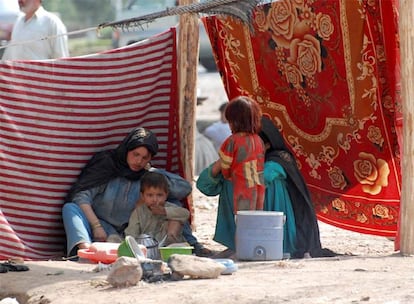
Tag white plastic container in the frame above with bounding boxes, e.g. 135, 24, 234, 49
236, 211, 284, 261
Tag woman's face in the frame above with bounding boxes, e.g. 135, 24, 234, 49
126, 146, 152, 171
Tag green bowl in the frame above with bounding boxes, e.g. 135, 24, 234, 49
159, 246, 193, 262
118, 235, 146, 259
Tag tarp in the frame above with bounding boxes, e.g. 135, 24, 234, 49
0, 29, 181, 260
203, 0, 401, 237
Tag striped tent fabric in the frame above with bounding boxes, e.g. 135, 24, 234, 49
0, 28, 181, 260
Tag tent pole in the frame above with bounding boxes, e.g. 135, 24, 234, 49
400, 0, 414, 254
177, 0, 199, 229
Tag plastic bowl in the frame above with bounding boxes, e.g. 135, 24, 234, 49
159, 246, 193, 262
118, 235, 147, 259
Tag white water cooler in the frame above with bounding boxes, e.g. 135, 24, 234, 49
236, 211, 284, 261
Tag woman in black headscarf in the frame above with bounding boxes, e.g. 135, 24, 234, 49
62, 127, 192, 257
259, 116, 336, 258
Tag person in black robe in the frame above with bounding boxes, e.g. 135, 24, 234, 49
259, 116, 337, 258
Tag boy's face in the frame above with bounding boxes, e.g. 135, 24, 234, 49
142, 187, 168, 208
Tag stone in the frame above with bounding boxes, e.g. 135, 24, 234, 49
106, 256, 142, 287
168, 254, 226, 279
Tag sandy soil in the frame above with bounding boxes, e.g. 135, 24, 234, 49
1, 69, 413, 304
1, 186, 413, 304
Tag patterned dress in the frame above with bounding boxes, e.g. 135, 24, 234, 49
219, 132, 265, 212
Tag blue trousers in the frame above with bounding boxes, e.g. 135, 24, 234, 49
62, 202, 198, 256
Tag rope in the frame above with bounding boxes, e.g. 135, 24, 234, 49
98, 0, 260, 31
0, 26, 98, 51
0, 0, 261, 51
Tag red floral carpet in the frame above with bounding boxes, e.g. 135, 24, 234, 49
203, 0, 401, 237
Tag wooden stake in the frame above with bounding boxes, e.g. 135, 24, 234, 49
177, 0, 199, 229
400, 0, 414, 255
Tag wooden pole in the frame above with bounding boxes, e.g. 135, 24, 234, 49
400, 0, 414, 255
177, 0, 199, 228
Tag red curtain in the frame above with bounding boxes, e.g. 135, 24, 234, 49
203, 0, 401, 238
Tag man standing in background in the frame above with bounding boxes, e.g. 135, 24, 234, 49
203, 102, 232, 151
2, 0, 69, 60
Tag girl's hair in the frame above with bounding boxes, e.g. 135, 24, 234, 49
140, 171, 169, 194
225, 96, 262, 133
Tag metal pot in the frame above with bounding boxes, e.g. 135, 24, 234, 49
135, 234, 160, 260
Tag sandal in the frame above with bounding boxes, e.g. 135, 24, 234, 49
211, 248, 235, 259
0, 265, 7, 273
0, 262, 29, 272
192, 242, 215, 258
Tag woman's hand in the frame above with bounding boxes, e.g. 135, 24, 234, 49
79, 204, 107, 241
211, 159, 221, 177
93, 226, 107, 242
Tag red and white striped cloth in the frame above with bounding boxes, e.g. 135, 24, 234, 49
0, 28, 181, 260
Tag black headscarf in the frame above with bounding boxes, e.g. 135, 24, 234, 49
66, 127, 159, 201
260, 116, 333, 258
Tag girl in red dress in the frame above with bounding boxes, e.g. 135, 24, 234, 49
215, 95, 265, 212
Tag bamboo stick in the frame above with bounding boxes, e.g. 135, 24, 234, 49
400, 0, 414, 255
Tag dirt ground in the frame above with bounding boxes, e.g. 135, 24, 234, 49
1, 185, 413, 304
2, 69, 413, 304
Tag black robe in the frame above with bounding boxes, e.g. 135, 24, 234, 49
260, 116, 336, 258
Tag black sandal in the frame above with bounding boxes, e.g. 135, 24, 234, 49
192, 243, 215, 258
211, 248, 235, 259
0, 265, 7, 273
0, 262, 29, 272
